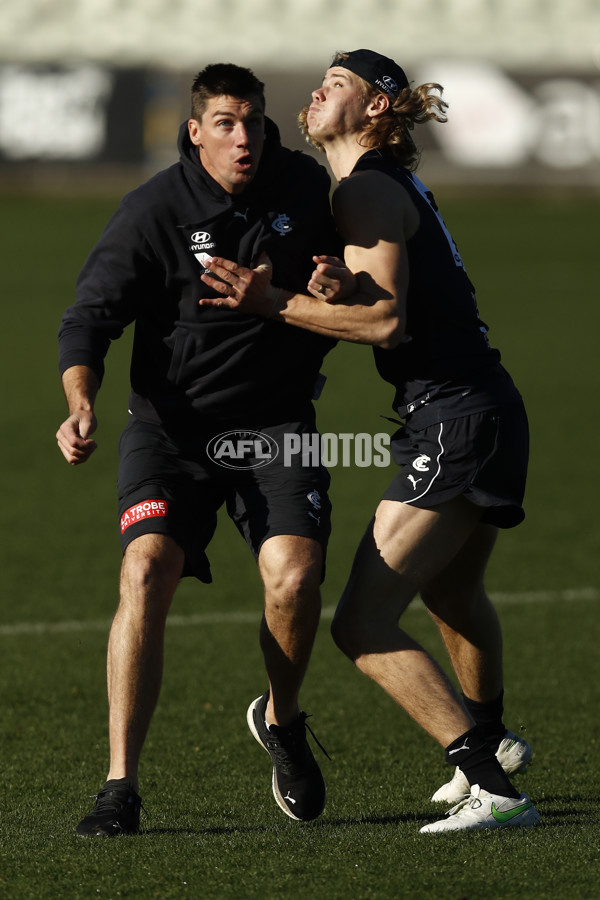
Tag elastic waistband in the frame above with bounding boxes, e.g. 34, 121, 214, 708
397, 388, 523, 429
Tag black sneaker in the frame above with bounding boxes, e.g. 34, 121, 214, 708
247, 692, 328, 821
76, 779, 142, 836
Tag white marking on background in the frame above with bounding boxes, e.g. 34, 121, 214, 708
0, 588, 596, 638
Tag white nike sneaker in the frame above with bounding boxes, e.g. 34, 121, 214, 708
420, 783, 540, 833
430, 730, 532, 804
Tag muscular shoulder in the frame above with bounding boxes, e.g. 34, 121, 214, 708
332, 169, 419, 243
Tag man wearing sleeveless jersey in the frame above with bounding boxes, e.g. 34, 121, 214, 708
200, 50, 539, 832
57, 63, 341, 835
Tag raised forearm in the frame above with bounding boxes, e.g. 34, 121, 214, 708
200, 257, 405, 349
272, 287, 403, 348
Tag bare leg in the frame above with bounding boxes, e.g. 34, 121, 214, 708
106, 533, 184, 789
332, 497, 484, 747
421, 523, 503, 703
257, 535, 323, 727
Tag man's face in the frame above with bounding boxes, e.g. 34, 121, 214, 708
305, 67, 369, 145
188, 94, 265, 194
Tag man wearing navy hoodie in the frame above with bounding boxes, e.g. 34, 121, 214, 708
57, 63, 340, 835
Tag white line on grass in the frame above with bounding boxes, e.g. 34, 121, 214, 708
0, 587, 597, 638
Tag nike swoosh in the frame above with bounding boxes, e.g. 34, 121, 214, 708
491, 800, 533, 823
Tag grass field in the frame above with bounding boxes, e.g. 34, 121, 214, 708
0, 190, 598, 899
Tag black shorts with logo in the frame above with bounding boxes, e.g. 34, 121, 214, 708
117, 416, 332, 583
382, 400, 529, 528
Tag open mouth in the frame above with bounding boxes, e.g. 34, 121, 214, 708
234, 154, 253, 173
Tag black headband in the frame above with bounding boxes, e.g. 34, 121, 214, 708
331, 49, 409, 98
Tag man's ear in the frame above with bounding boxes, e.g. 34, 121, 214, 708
366, 93, 391, 120
188, 119, 202, 147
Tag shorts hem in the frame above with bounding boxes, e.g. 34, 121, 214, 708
120, 521, 213, 583
383, 482, 525, 529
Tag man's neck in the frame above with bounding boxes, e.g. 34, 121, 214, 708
324, 135, 371, 183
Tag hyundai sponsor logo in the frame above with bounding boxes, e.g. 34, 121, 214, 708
191, 231, 211, 244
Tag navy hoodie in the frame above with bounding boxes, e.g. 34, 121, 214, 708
58, 119, 339, 432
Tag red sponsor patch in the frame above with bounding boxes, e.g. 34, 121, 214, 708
120, 499, 168, 534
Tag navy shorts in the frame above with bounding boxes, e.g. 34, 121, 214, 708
117, 417, 332, 583
382, 401, 529, 528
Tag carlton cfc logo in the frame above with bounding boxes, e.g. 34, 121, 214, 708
412, 455, 431, 472
271, 214, 293, 235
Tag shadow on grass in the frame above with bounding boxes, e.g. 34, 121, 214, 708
533, 795, 597, 826
141, 810, 428, 836
139, 794, 595, 836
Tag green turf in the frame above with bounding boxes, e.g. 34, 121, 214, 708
0, 192, 598, 899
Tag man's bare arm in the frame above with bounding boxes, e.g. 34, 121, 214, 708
56, 365, 100, 465
199, 171, 416, 349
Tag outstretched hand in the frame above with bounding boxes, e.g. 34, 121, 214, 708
199, 255, 277, 316
307, 256, 357, 302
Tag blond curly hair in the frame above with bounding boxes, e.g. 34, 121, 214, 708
298, 57, 448, 171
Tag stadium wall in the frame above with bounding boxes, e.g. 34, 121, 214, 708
1, 0, 599, 189
1, 62, 599, 189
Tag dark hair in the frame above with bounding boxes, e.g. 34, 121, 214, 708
299, 53, 448, 171
190, 64, 265, 121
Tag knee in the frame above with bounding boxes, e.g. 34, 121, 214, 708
330, 610, 351, 657
264, 562, 321, 611
120, 536, 183, 611
330, 600, 366, 662
261, 538, 322, 604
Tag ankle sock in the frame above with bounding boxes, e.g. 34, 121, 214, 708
445, 726, 520, 799
462, 690, 506, 752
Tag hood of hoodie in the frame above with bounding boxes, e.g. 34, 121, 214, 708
177, 116, 283, 206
